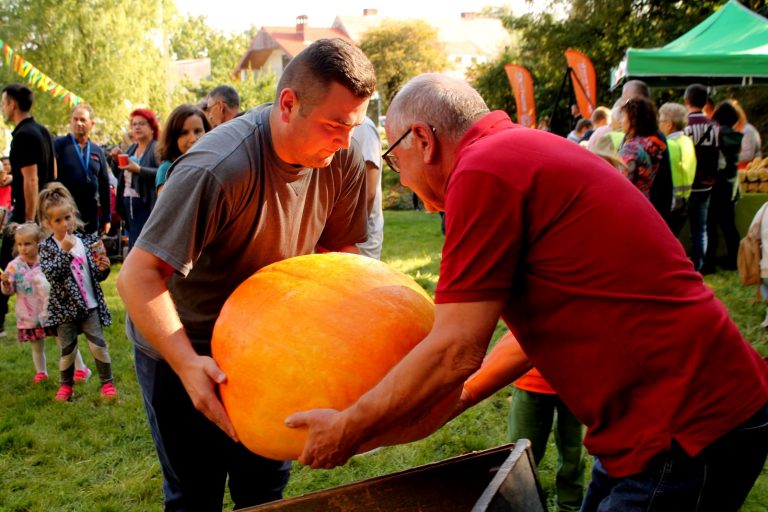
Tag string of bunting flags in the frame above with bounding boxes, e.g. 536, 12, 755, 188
0, 39, 83, 108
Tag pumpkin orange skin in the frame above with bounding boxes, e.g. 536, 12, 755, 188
211, 252, 441, 461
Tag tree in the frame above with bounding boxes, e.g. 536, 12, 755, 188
0, 0, 170, 141
169, 18, 277, 112
359, 20, 449, 110
470, 0, 768, 134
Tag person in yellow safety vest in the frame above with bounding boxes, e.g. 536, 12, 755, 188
658, 102, 697, 236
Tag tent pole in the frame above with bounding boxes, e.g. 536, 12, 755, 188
550, 67, 571, 136
569, 67, 596, 112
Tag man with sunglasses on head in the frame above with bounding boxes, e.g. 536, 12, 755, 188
118, 38, 374, 511
289, 73, 768, 512
204, 84, 241, 128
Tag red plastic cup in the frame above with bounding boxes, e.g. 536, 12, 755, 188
117, 154, 129, 167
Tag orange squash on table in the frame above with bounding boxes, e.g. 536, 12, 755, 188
212, 252, 456, 461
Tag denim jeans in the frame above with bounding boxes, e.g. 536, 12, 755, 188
508, 387, 586, 511
687, 190, 711, 272
581, 402, 768, 512
123, 196, 151, 251
133, 347, 291, 512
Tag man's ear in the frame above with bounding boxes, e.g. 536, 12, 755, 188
412, 123, 438, 164
278, 88, 298, 123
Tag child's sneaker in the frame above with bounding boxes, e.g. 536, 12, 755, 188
74, 367, 92, 383
54, 385, 73, 401
33, 372, 48, 384
100, 382, 118, 399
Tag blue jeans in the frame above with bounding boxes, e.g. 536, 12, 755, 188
581, 402, 768, 512
133, 347, 291, 512
687, 190, 711, 272
123, 196, 151, 250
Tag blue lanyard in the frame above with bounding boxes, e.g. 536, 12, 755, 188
69, 133, 91, 173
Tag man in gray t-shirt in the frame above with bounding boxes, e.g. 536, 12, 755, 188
117, 38, 376, 511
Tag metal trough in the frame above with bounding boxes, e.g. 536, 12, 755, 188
238, 440, 546, 512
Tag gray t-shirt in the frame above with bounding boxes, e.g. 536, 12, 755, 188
128, 106, 368, 357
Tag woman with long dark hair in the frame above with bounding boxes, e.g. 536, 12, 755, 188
156, 104, 211, 193
618, 97, 666, 199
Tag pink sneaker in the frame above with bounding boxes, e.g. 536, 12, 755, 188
100, 382, 118, 399
33, 372, 48, 384
74, 367, 92, 383
54, 385, 73, 401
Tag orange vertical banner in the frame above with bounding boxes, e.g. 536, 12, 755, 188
564, 49, 596, 119
503, 64, 536, 128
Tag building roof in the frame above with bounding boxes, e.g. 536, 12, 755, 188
235, 23, 351, 73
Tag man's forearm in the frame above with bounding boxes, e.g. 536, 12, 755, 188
21, 166, 38, 221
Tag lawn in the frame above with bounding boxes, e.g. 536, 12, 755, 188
0, 210, 766, 511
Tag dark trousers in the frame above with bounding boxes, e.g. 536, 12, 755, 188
134, 347, 291, 512
703, 180, 740, 271
581, 402, 768, 512
508, 388, 586, 511
123, 196, 151, 251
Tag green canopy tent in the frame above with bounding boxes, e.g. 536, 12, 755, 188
611, 0, 768, 89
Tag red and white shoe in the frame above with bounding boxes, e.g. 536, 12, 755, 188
54, 385, 73, 401
100, 382, 118, 399
74, 367, 92, 383
33, 372, 48, 384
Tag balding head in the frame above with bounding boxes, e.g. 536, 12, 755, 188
387, 73, 489, 146
621, 80, 650, 101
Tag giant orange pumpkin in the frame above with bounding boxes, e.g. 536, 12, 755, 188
212, 252, 453, 461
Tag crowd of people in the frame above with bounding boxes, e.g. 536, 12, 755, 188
1, 36, 766, 512
564, 81, 763, 277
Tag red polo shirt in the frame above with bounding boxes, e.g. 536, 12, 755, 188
436, 111, 768, 477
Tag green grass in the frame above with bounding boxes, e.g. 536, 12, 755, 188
0, 210, 766, 511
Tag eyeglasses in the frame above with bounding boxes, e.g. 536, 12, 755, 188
382, 125, 437, 174
203, 100, 222, 114
382, 127, 412, 174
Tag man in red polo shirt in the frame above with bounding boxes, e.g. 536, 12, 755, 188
287, 74, 768, 511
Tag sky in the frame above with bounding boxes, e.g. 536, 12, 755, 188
174, 0, 547, 34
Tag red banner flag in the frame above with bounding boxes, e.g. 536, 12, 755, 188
503, 64, 536, 128
564, 49, 596, 119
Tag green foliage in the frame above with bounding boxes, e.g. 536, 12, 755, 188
359, 20, 449, 110
0, 0, 170, 141
168, 17, 277, 112
471, 1, 768, 133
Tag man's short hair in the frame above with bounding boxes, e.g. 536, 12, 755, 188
591, 106, 611, 124
387, 73, 489, 145
712, 100, 739, 128
71, 103, 95, 120
2, 83, 34, 112
208, 85, 240, 110
575, 119, 592, 132
658, 102, 688, 132
276, 38, 376, 114
684, 84, 708, 109
622, 80, 650, 99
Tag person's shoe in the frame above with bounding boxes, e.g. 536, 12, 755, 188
54, 385, 73, 401
100, 382, 118, 399
74, 367, 92, 383
33, 372, 48, 384
0, 329, 6, 338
